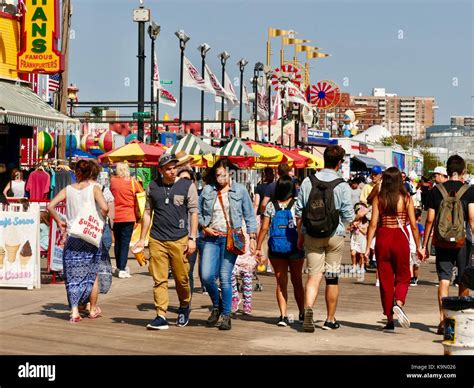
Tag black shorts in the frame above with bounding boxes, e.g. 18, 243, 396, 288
435, 242, 472, 281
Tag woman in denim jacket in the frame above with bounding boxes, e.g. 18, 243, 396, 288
199, 159, 257, 330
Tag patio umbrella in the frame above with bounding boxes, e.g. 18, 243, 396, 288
245, 141, 285, 166
98, 140, 167, 164
167, 134, 217, 155
217, 138, 260, 157
274, 147, 309, 168
298, 150, 324, 169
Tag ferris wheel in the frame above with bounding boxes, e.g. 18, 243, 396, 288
271, 64, 303, 90
309, 80, 342, 109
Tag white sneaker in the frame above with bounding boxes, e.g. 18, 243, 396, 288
118, 270, 132, 279
375, 279, 380, 287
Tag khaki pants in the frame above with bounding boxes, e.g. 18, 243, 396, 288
148, 236, 190, 317
305, 234, 345, 276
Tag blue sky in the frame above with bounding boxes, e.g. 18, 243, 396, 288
69, 0, 473, 124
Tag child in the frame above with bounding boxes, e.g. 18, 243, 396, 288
231, 219, 258, 315
350, 203, 369, 278
410, 208, 424, 286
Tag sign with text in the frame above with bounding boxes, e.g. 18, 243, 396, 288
0, 203, 41, 289
17, 0, 63, 74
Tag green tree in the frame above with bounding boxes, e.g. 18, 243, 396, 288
421, 149, 441, 177
90, 106, 109, 118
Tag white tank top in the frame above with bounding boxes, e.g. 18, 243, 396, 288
11, 180, 25, 197
66, 184, 95, 233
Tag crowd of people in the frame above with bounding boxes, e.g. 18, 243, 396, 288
3, 145, 472, 334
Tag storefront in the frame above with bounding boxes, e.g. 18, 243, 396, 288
0, 79, 79, 168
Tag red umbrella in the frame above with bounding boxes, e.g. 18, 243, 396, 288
98, 140, 167, 164
274, 146, 310, 168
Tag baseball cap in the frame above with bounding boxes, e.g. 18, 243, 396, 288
433, 166, 447, 176
158, 153, 179, 168
371, 166, 383, 175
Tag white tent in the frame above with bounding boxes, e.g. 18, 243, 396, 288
352, 125, 392, 143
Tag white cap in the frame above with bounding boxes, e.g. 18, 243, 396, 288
433, 166, 447, 176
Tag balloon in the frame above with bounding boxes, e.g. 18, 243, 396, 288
80, 134, 95, 152
65, 133, 78, 151
98, 130, 117, 152
37, 131, 54, 157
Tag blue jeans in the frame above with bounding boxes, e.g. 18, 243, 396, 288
112, 222, 135, 271
188, 236, 205, 294
102, 223, 113, 252
201, 236, 238, 316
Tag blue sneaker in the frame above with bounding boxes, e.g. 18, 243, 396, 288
147, 315, 169, 330
176, 306, 190, 327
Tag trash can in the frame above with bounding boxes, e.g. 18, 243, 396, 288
442, 296, 474, 355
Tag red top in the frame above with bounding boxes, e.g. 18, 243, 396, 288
110, 176, 137, 223
379, 195, 409, 228
26, 170, 51, 200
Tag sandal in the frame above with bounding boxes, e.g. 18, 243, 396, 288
88, 307, 102, 319
69, 315, 82, 323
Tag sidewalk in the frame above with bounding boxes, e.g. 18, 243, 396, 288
0, 242, 450, 355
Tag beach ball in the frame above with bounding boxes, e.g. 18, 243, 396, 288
37, 131, 54, 157
126, 133, 138, 144
80, 134, 95, 152
65, 133, 78, 151
99, 130, 117, 152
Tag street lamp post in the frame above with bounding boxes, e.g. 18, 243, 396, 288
264, 66, 273, 143
148, 21, 160, 144
279, 76, 289, 146
133, 1, 150, 141
253, 62, 264, 141
198, 43, 211, 135
237, 59, 248, 138
67, 84, 79, 163
175, 30, 191, 129
219, 51, 230, 138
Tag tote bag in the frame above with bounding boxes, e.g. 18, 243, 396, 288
69, 185, 104, 248
132, 178, 146, 222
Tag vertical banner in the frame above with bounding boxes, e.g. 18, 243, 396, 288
17, 0, 63, 74
0, 203, 41, 289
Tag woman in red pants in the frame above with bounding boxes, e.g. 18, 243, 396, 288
366, 167, 424, 331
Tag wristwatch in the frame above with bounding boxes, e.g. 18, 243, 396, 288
188, 237, 197, 241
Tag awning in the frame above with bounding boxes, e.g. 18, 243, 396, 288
352, 155, 385, 170
0, 80, 79, 129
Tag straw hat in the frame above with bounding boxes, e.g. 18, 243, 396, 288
176, 151, 194, 166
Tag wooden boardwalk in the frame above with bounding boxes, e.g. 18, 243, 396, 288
0, 240, 450, 355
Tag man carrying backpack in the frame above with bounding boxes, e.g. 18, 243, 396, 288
423, 155, 474, 335
296, 145, 355, 332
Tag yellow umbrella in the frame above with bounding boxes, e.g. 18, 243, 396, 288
245, 141, 285, 165
298, 150, 324, 168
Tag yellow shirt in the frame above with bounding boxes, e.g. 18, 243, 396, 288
360, 183, 375, 205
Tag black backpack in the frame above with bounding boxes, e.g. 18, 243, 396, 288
303, 175, 344, 238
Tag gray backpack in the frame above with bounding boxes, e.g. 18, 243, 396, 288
433, 183, 469, 249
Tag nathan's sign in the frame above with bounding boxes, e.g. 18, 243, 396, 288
17, 0, 63, 74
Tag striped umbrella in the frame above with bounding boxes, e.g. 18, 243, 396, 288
217, 138, 260, 157
274, 147, 309, 168
167, 134, 216, 155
